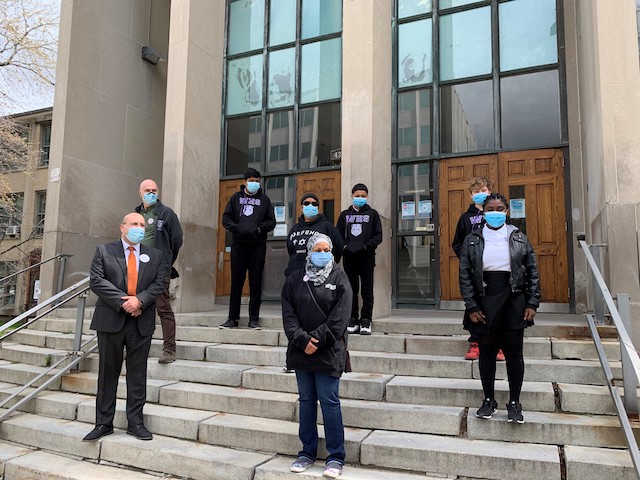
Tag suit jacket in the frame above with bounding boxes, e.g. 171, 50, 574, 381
89, 240, 167, 337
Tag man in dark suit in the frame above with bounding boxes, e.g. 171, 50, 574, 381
83, 212, 167, 442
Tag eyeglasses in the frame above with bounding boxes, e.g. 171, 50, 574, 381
302, 201, 319, 207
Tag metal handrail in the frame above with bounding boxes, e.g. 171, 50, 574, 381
0, 253, 72, 287
578, 240, 640, 476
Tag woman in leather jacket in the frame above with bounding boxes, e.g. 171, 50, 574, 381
459, 193, 540, 424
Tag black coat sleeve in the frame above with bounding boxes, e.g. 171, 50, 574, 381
328, 223, 344, 264
451, 215, 467, 258
166, 210, 183, 265
458, 239, 479, 313
281, 275, 312, 350
523, 238, 541, 309
89, 245, 128, 312
364, 210, 383, 251
259, 196, 276, 233
336, 211, 347, 243
222, 195, 238, 232
309, 270, 352, 348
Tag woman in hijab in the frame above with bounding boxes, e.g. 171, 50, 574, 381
281, 233, 353, 478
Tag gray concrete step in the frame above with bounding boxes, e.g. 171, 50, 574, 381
557, 383, 640, 415
0, 362, 62, 389
564, 445, 635, 480
0, 413, 274, 480
0, 343, 68, 367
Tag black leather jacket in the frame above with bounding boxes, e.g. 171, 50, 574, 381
459, 224, 540, 313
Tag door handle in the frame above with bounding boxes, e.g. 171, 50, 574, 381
218, 252, 224, 271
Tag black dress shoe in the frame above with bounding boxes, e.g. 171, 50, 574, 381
126, 424, 153, 440
82, 424, 113, 442
219, 318, 238, 329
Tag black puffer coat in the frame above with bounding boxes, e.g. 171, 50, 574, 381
281, 265, 352, 377
459, 223, 540, 313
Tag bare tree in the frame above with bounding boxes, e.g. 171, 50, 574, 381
0, 0, 58, 112
0, 117, 29, 215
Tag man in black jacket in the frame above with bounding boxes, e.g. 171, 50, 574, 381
135, 179, 183, 364
336, 183, 382, 335
221, 168, 276, 329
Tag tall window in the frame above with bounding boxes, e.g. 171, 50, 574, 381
224, 0, 343, 175
395, 0, 563, 159
0, 193, 24, 232
34, 191, 46, 235
39, 123, 52, 167
0, 262, 18, 306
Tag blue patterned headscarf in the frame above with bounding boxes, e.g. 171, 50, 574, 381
304, 233, 334, 286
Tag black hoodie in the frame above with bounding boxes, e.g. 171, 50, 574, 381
222, 185, 276, 244
451, 204, 483, 258
336, 204, 382, 258
285, 214, 344, 276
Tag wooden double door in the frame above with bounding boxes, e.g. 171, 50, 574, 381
439, 149, 569, 305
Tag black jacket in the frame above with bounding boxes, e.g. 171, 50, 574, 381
459, 223, 541, 313
285, 214, 343, 276
222, 185, 276, 244
451, 204, 483, 258
336, 204, 382, 258
135, 201, 183, 279
281, 265, 353, 377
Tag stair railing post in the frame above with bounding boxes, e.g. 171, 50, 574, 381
617, 293, 638, 415
70, 291, 88, 372
589, 244, 606, 324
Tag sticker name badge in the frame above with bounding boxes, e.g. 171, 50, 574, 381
139, 254, 150, 263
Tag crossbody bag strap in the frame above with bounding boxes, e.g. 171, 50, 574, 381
305, 280, 328, 320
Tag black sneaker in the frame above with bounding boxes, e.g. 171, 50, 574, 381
347, 318, 360, 334
476, 398, 497, 419
507, 401, 524, 424
220, 318, 238, 329
248, 319, 261, 329
360, 318, 372, 335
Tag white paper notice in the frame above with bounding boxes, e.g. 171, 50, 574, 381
50, 168, 60, 183
274, 224, 288, 237
510, 198, 526, 219
401, 201, 416, 220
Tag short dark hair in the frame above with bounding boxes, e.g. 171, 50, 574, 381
483, 192, 509, 209
352, 183, 368, 194
244, 167, 261, 180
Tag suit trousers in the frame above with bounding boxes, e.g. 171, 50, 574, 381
96, 317, 152, 427
228, 242, 267, 321
155, 277, 176, 353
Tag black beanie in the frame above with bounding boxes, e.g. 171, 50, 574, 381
300, 192, 319, 204
352, 183, 368, 194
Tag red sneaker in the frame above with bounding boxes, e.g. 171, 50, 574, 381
465, 342, 480, 360
496, 349, 505, 361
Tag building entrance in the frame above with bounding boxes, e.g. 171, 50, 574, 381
438, 148, 569, 308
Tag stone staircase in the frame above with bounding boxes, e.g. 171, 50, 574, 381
0, 305, 636, 480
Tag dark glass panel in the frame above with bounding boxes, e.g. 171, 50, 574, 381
396, 235, 435, 302
397, 88, 431, 159
298, 102, 341, 169
228, 0, 265, 55
267, 110, 294, 173
226, 116, 262, 175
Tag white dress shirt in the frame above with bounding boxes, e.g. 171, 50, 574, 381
482, 225, 511, 272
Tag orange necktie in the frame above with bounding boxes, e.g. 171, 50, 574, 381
127, 246, 137, 296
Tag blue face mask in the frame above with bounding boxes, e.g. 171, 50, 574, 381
303, 205, 319, 218
143, 192, 158, 206
246, 181, 260, 194
126, 226, 145, 244
484, 211, 507, 228
472, 192, 489, 205
353, 197, 367, 208
310, 251, 332, 268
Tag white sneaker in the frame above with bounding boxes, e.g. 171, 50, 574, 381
360, 319, 371, 335
346, 318, 359, 334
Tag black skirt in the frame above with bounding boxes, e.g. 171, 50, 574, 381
464, 271, 531, 334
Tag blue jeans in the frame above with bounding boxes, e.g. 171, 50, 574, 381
295, 370, 345, 465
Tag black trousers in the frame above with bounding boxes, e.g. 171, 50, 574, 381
478, 329, 525, 403
96, 318, 152, 427
229, 242, 267, 321
343, 254, 375, 321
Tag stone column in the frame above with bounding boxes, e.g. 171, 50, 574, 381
160, 0, 226, 312
341, 0, 393, 318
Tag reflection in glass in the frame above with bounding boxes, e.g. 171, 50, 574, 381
501, 70, 561, 149
398, 20, 432, 88
398, 0, 432, 18
300, 38, 342, 104
265, 176, 296, 236
439, 0, 484, 9
268, 48, 295, 108
396, 163, 432, 232
298, 103, 341, 169
270, 0, 296, 46
441, 80, 494, 153
228, 0, 265, 55
397, 235, 435, 302
267, 110, 294, 173
227, 55, 263, 115
500, 0, 558, 72
302, 0, 342, 39
440, 7, 491, 81
226, 116, 262, 176
397, 89, 431, 159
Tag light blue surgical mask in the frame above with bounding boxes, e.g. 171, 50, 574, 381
310, 251, 332, 268
484, 211, 507, 228
303, 205, 319, 219
126, 226, 145, 244
246, 181, 260, 194
143, 192, 158, 206
472, 192, 489, 205
353, 197, 367, 208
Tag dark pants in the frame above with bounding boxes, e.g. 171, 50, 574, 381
295, 370, 345, 465
96, 318, 152, 427
478, 329, 525, 402
155, 277, 176, 353
343, 254, 375, 321
229, 242, 267, 321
